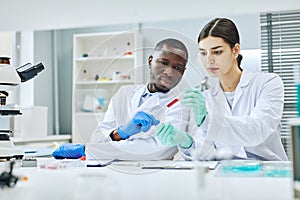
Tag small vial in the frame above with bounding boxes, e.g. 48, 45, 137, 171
95, 74, 99, 81
112, 71, 121, 80
82, 69, 88, 81
124, 42, 133, 55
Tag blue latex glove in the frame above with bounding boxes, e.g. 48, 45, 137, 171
181, 88, 208, 126
156, 123, 193, 149
52, 143, 85, 159
118, 111, 160, 139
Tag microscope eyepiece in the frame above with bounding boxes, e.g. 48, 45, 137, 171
16, 63, 45, 82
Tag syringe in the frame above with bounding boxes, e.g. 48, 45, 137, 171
166, 76, 210, 108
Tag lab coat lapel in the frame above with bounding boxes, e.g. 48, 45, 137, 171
198, 83, 227, 158
211, 83, 231, 113
231, 72, 250, 112
137, 94, 160, 112
129, 86, 145, 113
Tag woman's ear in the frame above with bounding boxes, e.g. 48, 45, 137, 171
148, 55, 153, 66
233, 43, 241, 58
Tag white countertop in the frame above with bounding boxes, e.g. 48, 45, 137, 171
0, 159, 294, 200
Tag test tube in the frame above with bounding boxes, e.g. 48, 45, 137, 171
166, 76, 210, 108
166, 85, 202, 108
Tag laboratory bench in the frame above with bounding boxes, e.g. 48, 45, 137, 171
0, 158, 294, 200
11, 135, 71, 148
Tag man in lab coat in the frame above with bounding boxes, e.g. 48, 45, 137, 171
86, 38, 191, 160
53, 38, 191, 160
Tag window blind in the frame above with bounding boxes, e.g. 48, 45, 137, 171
260, 10, 300, 159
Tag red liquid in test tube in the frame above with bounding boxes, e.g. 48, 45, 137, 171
166, 84, 203, 108
166, 98, 180, 108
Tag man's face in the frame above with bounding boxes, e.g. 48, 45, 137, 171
148, 45, 187, 93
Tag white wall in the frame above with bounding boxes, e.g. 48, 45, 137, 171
141, 13, 261, 88
0, 32, 13, 57
2, 1, 298, 135
0, 0, 299, 31
18, 31, 34, 107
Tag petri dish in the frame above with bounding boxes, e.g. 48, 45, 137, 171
221, 160, 262, 172
262, 162, 292, 177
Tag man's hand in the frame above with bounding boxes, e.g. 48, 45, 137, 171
118, 111, 160, 139
52, 143, 85, 159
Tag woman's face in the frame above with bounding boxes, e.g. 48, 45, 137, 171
198, 36, 240, 78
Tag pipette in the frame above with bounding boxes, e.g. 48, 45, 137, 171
166, 76, 210, 108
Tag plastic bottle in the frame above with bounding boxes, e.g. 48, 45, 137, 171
112, 71, 121, 81
124, 42, 132, 55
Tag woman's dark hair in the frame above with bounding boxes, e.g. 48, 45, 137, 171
198, 18, 243, 71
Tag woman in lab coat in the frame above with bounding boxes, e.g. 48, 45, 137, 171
156, 18, 288, 161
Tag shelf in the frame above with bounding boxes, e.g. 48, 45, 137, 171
76, 80, 134, 85
12, 135, 71, 144
75, 112, 106, 117
75, 55, 134, 62
72, 30, 142, 143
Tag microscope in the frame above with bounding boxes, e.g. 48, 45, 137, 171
0, 57, 44, 160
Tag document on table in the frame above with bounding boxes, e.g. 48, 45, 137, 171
86, 159, 115, 167
21, 147, 56, 157
141, 160, 219, 170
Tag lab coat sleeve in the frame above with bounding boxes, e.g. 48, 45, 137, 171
90, 85, 139, 143
89, 99, 116, 143
87, 102, 187, 160
88, 84, 192, 160
215, 73, 284, 146
180, 110, 218, 161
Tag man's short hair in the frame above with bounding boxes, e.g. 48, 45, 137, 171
154, 38, 188, 61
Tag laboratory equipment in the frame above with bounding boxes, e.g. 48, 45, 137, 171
0, 160, 27, 189
200, 76, 210, 92
262, 162, 292, 177
166, 76, 209, 108
0, 57, 44, 159
221, 160, 262, 172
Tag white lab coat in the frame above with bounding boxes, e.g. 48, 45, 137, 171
183, 71, 288, 161
86, 85, 190, 161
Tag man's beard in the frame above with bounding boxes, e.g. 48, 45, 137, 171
152, 83, 170, 93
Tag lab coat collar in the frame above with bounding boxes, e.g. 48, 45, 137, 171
239, 70, 251, 88
128, 85, 162, 112
129, 84, 182, 112
129, 85, 147, 111
141, 84, 151, 97
210, 71, 250, 96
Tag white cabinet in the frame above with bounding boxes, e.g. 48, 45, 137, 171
72, 31, 143, 143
